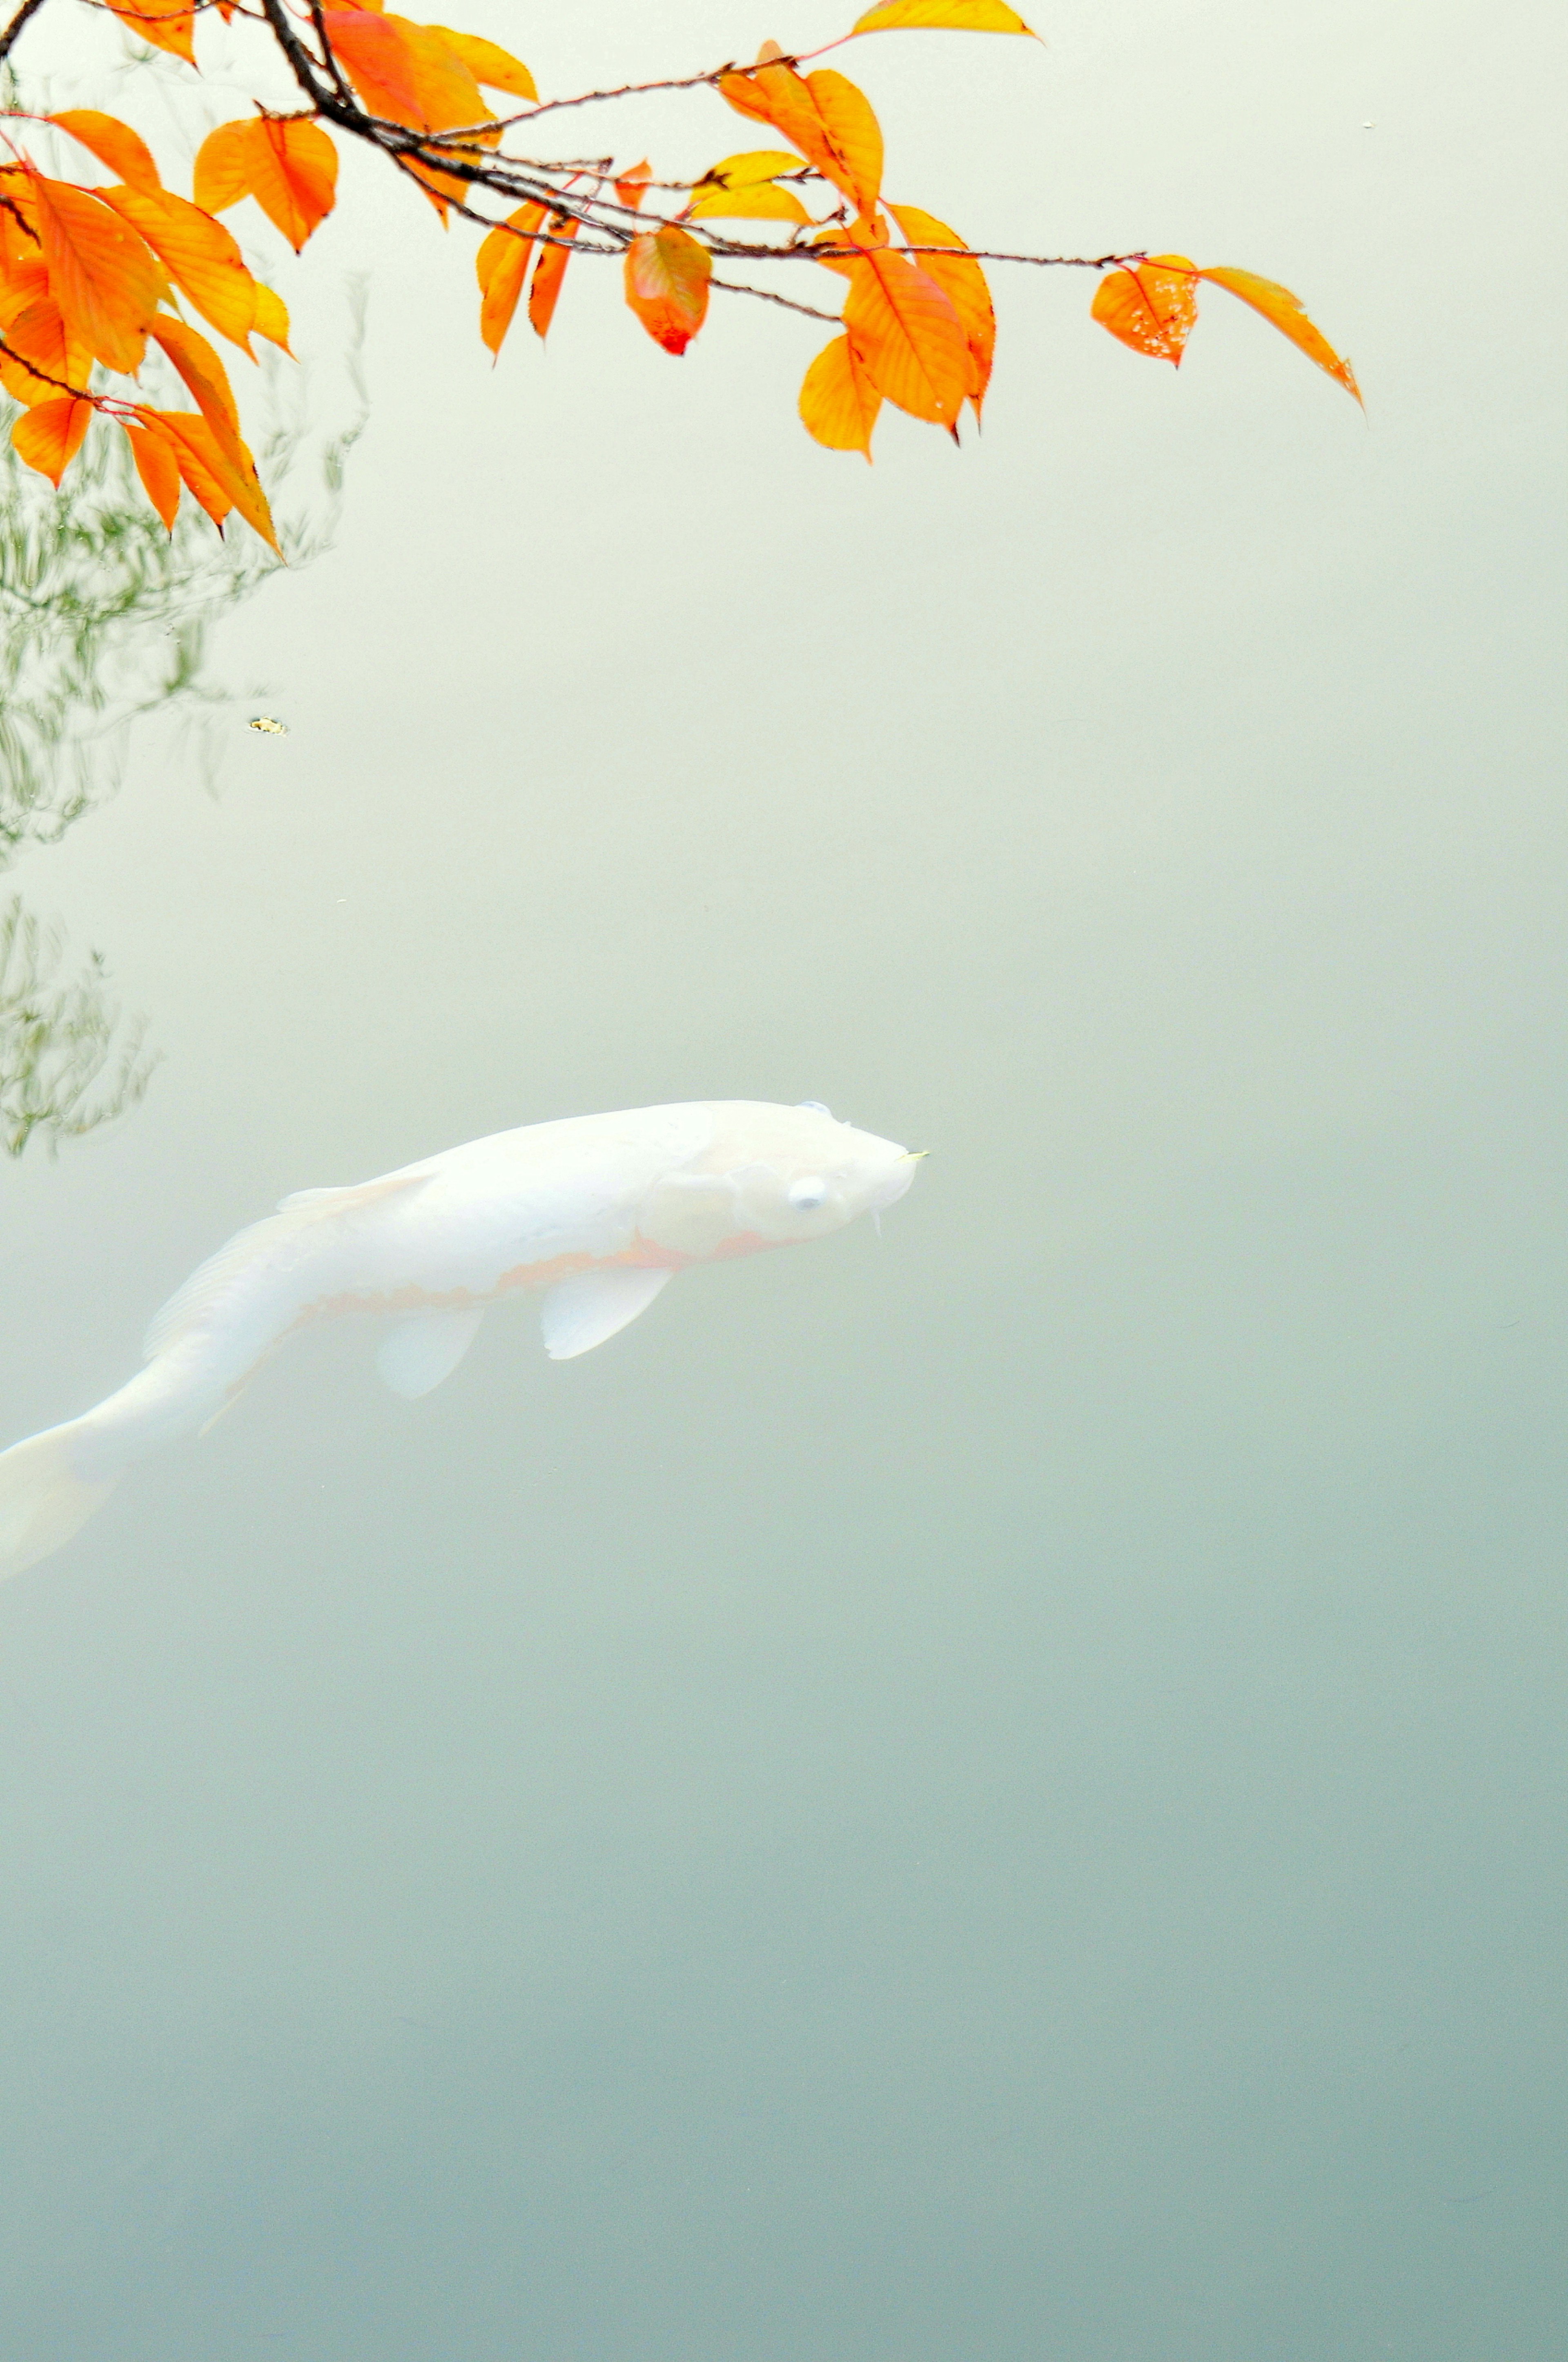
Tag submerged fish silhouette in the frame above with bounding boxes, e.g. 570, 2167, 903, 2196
0, 1101, 921, 1580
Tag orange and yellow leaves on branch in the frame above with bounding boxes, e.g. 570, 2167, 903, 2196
624, 225, 710, 356
100, 0, 197, 67
27, 171, 166, 374
719, 61, 882, 219
842, 233, 968, 430
194, 117, 338, 251
49, 112, 162, 197
1092, 256, 1359, 402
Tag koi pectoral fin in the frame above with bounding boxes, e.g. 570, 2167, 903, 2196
539, 1267, 673, 1361
376, 1306, 486, 1399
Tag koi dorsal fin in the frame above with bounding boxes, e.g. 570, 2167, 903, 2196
143, 1170, 431, 1362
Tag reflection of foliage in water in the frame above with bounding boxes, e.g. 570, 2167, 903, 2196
0, 290, 367, 1153
0, 895, 155, 1157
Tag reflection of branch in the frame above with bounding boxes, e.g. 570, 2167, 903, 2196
0, 895, 155, 1157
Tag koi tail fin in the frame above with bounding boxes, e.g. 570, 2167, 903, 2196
0, 1423, 120, 1582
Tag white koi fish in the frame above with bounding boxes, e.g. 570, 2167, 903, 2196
0, 1100, 920, 1581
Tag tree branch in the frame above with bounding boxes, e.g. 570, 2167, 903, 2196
0, 0, 49, 66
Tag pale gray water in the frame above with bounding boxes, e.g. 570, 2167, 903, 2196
1, 1, 1564, 2354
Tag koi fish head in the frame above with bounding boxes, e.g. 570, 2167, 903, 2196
641, 1101, 922, 1260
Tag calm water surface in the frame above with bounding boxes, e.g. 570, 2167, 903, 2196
1, 1, 1564, 2355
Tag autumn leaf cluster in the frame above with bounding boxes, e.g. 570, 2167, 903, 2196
0, 0, 1359, 537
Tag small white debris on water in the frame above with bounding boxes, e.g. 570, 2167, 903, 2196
249, 716, 287, 735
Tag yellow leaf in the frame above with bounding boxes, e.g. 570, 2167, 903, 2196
11, 393, 94, 485
250, 282, 292, 352
799, 332, 880, 458
887, 203, 994, 413
694, 150, 805, 189
427, 27, 537, 101
688, 181, 809, 224
852, 0, 1036, 29
49, 111, 162, 197
475, 199, 546, 357
1198, 265, 1361, 403
98, 183, 258, 354
1090, 254, 1197, 366
624, 225, 711, 355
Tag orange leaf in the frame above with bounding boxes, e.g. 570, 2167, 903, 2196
250, 282, 292, 352
150, 311, 239, 436
98, 183, 258, 353
799, 332, 880, 458
852, 0, 1036, 30
1090, 254, 1197, 365
12, 394, 94, 486
49, 111, 162, 197
887, 203, 994, 414
101, 0, 196, 67
244, 118, 339, 252
843, 238, 968, 426
192, 120, 254, 216
321, 10, 427, 123
427, 26, 537, 101
719, 62, 882, 217
615, 159, 652, 212
476, 199, 545, 357
624, 224, 711, 356
122, 417, 181, 528
1198, 265, 1361, 403
141, 404, 278, 551
528, 213, 579, 341
140, 407, 232, 529
29, 170, 165, 373
0, 294, 92, 406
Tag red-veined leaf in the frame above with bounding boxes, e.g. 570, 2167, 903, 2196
719, 62, 882, 217
476, 199, 545, 357
1090, 254, 1197, 364
250, 282, 291, 352
29, 170, 165, 373
799, 332, 880, 458
192, 120, 253, 215
843, 236, 967, 426
887, 203, 994, 413
49, 111, 162, 196
12, 393, 94, 485
1198, 265, 1361, 403
122, 417, 180, 527
851, 0, 1036, 31
101, 0, 196, 67
528, 212, 579, 341
428, 26, 536, 100
624, 224, 710, 356
98, 183, 258, 353
244, 118, 338, 251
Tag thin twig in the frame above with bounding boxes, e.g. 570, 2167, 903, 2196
0, 0, 48, 65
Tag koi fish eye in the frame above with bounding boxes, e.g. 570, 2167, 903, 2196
788, 1175, 828, 1212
